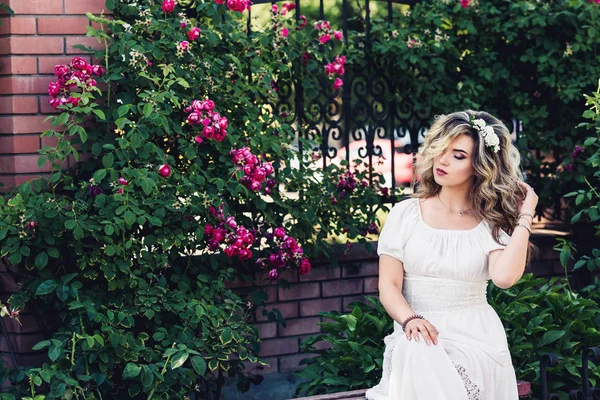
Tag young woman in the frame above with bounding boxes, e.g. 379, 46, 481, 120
366, 110, 538, 400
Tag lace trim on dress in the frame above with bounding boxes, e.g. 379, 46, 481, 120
453, 363, 483, 400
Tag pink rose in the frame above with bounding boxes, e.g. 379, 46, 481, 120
243, 164, 254, 176
180, 21, 187, 28
238, 248, 252, 260
333, 78, 343, 91
91, 65, 105, 76
158, 164, 171, 178
117, 187, 124, 194
214, 130, 226, 142
460, 0, 470, 7
67, 96, 80, 107
274, 227, 286, 238
118, 177, 129, 186
226, 0, 248, 12
71, 57, 88, 70
187, 112, 201, 125
218, 117, 228, 130
319, 34, 331, 44
334, 31, 343, 41
299, 259, 311, 275
202, 99, 215, 111
271, 4, 278, 13
195, 135, 203, 144
282, 28, 289, 38
202, 125, 215, 139
268, 268, 279, 280
161, 0, 176, 13
48, 82, 61, 96
54, 65, 69, 77
215, 0, 225, 4
187, 27, 201, 41
180, 40, 189, 50
263, 162, 274, 175
253, 168, 266, 182
299, 15, 307, 29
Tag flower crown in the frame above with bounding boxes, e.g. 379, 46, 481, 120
469, 116, 500, 153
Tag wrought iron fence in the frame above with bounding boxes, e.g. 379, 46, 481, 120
246, 0, 528, 205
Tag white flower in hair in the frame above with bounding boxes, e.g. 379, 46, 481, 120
470, 118, 500, 153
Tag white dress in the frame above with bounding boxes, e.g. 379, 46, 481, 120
366, 198, 519, 400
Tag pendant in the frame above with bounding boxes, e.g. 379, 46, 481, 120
458, 212, 463, 217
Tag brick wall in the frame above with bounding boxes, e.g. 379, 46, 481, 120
232, 234, 564, 375
0, 0, 107, 190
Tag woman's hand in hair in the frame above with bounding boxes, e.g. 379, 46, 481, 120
517, 181, 538, 215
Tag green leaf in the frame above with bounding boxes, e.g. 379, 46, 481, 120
105, 0, 116, 10
220, 328, 233, 345
93, 169, 107, 183
37, 156, 47, 168
35, 280, 58, 296
31, 340, 51, 351
35, 252, 48, 269
9, 251, 22, 265
102, 153, 114, 169
73, 225, 84, 240
124, 211, 136, 227
539, 330, 566, 346
143, 103, 153, 117
48, 345, 61, 362
170, 352, 189, 370
93, 109, 106, 120
47, 248, 60, 258
191, 356, 207, 376
141, 366, 154, 388
122, 363, 142, 380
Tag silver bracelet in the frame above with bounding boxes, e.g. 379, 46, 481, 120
515, 222, 532, 235
518, 213, 534, 220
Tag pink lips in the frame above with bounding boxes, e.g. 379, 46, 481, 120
436, 168, 447, 176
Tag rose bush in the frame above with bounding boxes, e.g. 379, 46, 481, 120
0, 1, 389, 399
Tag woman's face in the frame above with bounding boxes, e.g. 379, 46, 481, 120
432, 134, 476, 189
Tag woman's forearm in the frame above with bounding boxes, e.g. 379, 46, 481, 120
378, 281, 416, 325
489, 226, 529, 288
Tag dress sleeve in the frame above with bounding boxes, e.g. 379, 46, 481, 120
377, 200, 411, 263
483, 226, 511, 255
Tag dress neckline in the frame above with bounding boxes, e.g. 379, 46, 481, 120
414, 198, 485, 233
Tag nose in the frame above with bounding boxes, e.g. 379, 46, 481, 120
439, 151, 450, 166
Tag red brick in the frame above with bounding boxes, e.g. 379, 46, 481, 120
0, 76, 54, 95
280, 353, 316, 372
0, 17, 36, 35
38, 17, 90, 35
299, 298, 341, 317
40, 98, 60, 114
243, 357, 278, 375
342, 294, 368, 309
255, 302, 298, 322
322, 279, 363, 298
0, 135, 40, 154
3, 37, 63, 55
0, 57, 38, 75
258, 337, 298, 357
224, 276, 253, 289
278, 282, 320, 301
65, 36, 103, 54
364, 277, 379, 294
279, 317, 321, 337
0, 155, 52, 174
64, 0, 112, 14
0, 116, 52, 134
299, 265, 341, 281
8, 0, 64, 15
0, 96, 39, 114
0, 174, 47, 191
256, 322, 277, 339
38, 55, 92, 74
342, 262, 379, 278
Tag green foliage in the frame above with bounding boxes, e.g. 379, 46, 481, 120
296, 297, 393, 396
0, 1, 387, 399
361, 0, 600, 217
297, 275, 600, 398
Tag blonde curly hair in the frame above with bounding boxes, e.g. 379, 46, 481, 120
413, 110, 532, 254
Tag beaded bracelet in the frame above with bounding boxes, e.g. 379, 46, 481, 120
401, 314, 424, 331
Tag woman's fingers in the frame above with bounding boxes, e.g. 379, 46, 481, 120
424, 321, 439, 345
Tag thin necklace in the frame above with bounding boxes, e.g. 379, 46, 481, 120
437, 194, 473, 217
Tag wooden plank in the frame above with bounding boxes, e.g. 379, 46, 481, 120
295, 389, 367, 400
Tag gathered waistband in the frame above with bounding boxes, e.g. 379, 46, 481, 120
402, 274, 488, 313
